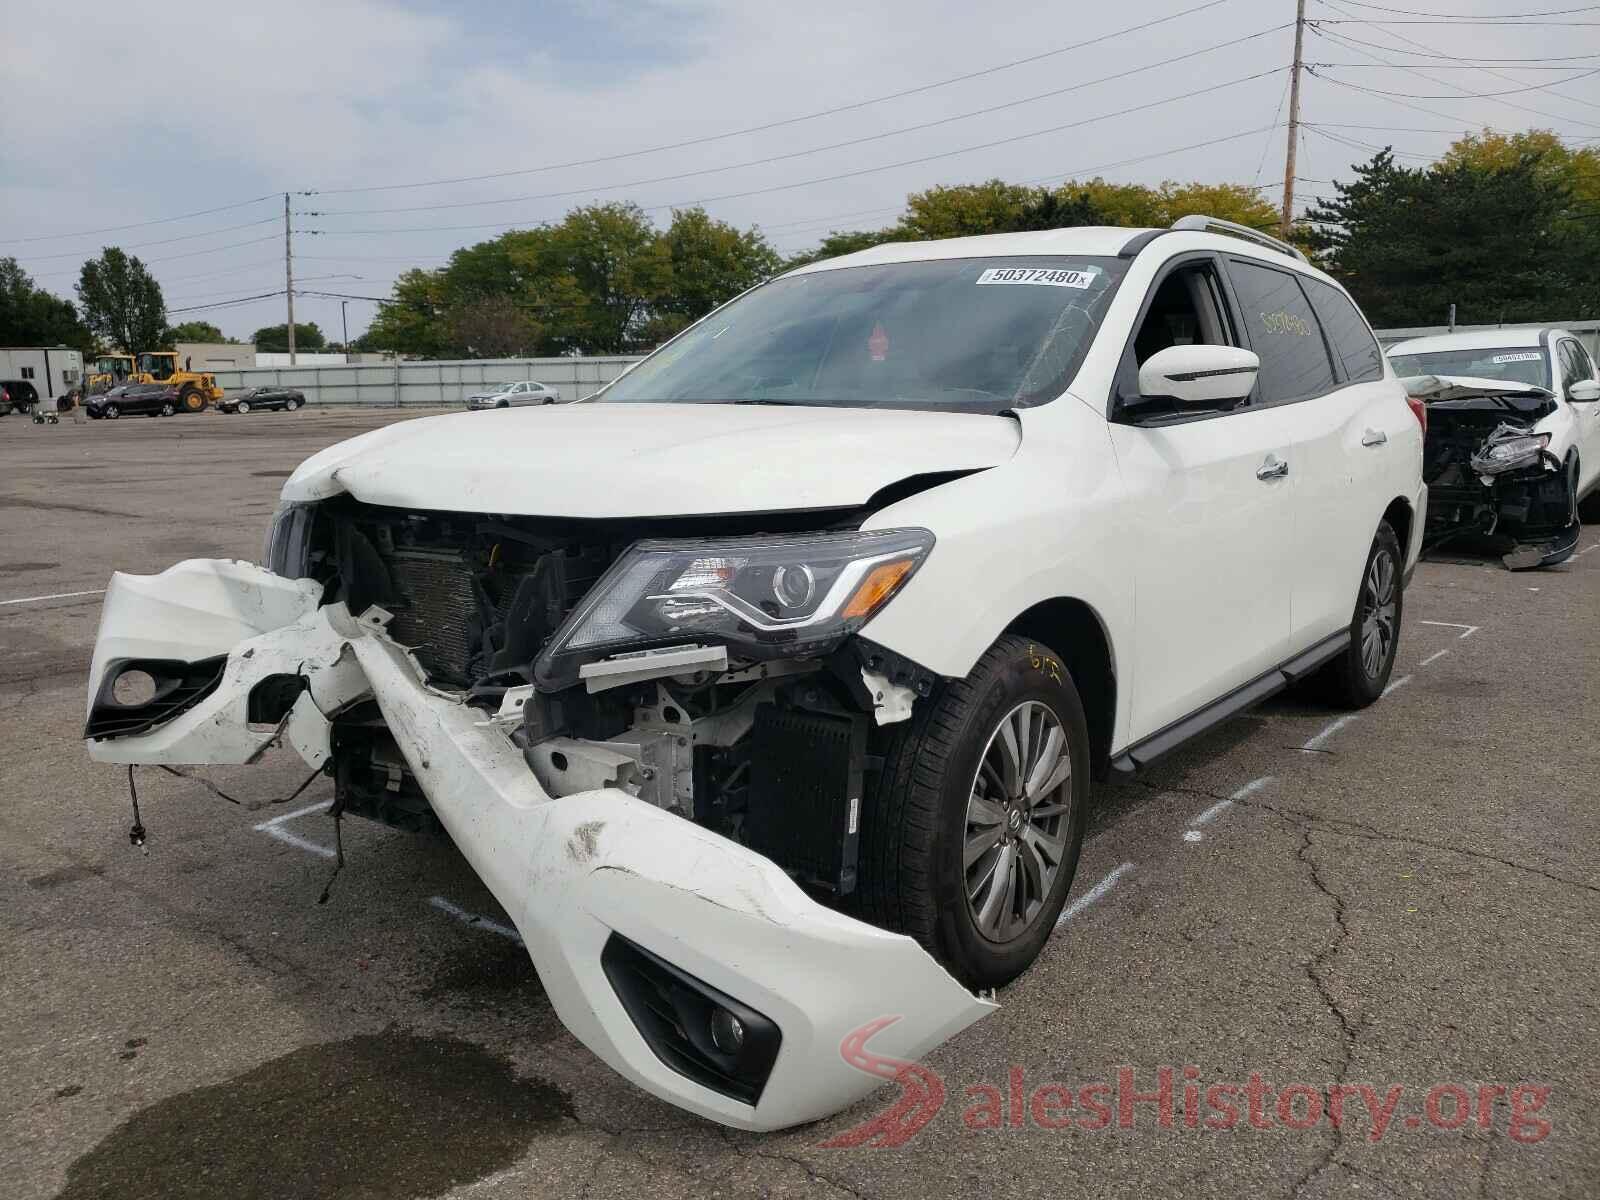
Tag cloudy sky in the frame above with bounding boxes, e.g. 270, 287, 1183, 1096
3, 0, 1596, 342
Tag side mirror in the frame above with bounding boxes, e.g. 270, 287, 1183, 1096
1568, 379, 1600, 402
1137, 345, 1260, 407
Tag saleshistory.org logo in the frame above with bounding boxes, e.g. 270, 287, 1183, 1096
821, 1018, 1553, 1147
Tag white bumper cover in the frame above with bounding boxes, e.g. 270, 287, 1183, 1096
85, 559, 994, 1130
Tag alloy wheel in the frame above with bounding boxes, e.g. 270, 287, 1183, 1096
1359, 547, 1398, 679
963, 700, 1074, 943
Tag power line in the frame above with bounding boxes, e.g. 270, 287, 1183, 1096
0, 194, 279, 246
167, 290, 287, 314
1311, 26, 1600, 61
1312, 5, 1600, 117
304, 69, 1286, 239
1326, 0, 1600, 13
14, 216, 282, 264
1308, 63, 1600, 98
1308, 26, 1600, 130
304, 0, 1237, 197
305, 27, 1291, 220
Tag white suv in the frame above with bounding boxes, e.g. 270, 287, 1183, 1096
85, 217, 1425, 1131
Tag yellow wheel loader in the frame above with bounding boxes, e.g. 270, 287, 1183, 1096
132, 351, 224, 412
86, 354, 135, 395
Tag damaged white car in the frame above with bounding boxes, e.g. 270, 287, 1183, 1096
85, 218, 1426, 1130
1390, 329, 1600, 568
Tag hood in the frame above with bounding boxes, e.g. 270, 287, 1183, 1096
1400, 374, 1554, 406
280, 402, 1022, 517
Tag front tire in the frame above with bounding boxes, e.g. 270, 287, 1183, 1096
1321, 521, 1403, 708
104, 403, 120, 419
284, 397, 300, 411
179, 386, 205, 413
236, 400, 251, 414
860, 634, 1090, 989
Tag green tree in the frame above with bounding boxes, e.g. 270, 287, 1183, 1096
653, 207, 782, 323
0, 257, 94, 351
1305, 148, 1596, 326
1441, 129, 1600, 206
446, 296, 542, 358
162, 320, 228, 344
360, 269, 449, 357
251, 322, 328, 352
76, 247, 166, 352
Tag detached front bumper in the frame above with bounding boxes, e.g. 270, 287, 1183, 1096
85, 559, 994, 1130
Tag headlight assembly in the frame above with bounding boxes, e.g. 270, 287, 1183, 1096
534, 528, 934, 690
1471, 430, 1551, 477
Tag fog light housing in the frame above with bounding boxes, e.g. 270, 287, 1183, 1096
85, 656, 228, 740
601, 932, 782, 1105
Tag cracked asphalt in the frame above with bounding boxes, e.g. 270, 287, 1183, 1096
3, 409, 1598, 1199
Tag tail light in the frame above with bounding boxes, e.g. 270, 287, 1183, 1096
1405, 393, 1427, 436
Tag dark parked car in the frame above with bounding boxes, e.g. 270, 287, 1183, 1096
0, 379, 39, 415
86, 383, 182, 419
219, 386, 305, 414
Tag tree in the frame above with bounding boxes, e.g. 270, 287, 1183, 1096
0, 257, 94, 351
360, 269, 449, 357
251, 322, 327, 352
162, 320, 227, 344
446, 296, 541, 358
1441, 129, 1600, 206
653, 208, 783, 323
1305, 148, 1597, 326
76, 247, 166, 352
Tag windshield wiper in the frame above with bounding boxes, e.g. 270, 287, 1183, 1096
731, 398, 814, 406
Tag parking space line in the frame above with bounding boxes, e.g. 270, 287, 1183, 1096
1420, 649, 1450, 667
1056, 862, 1134, 926
1191, 775, 1274, 826
0, 588, 105, 608
429, 896, 523, 944
1382, 673, 1413, 697
1419, 620, 1479, 640
252, 800, 335, 859
1300, 714, 1359, 752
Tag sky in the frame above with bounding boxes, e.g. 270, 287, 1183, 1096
3, 0, 1597, 343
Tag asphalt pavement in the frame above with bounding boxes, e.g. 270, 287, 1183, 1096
2, 407, 1597, 1199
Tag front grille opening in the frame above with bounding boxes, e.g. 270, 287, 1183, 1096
600, 932, 782, 1105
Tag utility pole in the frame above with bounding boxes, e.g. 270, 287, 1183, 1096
341, 300, 350, 363
284, 193, 296, 365
1280, 0, 1307, 239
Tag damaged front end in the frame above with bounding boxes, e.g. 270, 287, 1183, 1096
84, 494, 992, 1130
1415, 379, 1578, 570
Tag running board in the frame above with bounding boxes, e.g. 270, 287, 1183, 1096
1109, 630, 1350, 774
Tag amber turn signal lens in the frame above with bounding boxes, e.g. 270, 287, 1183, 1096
841, 558, 915, 620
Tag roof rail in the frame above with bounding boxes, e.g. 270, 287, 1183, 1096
1169, 214, 1308, 263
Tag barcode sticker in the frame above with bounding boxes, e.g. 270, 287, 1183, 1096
1491, 352, 1542, 364
976, 266, 1097, 289
848, 796, 860, 836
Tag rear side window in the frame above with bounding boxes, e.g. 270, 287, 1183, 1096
1571, 340, 1596, 381
1225, 259, 1336, 403
1304, 280, 1383, 383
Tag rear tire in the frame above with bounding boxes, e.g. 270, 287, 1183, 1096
1320, 521, 1403, 709
160, 402, 175, 417
860, 634, 1090, 989
284, 397, 300, 411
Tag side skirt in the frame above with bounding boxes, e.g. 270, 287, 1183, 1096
1108, 629, 1350, 774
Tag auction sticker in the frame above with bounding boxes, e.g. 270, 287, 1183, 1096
976, 266, 1097, 288
1492, 352, 1542, 364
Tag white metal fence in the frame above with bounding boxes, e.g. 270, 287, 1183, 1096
210, 356, 644, 408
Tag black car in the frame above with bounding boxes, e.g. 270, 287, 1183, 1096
0, 379, 39, 415
219, 386, 305, 413
85, 383, 182, 419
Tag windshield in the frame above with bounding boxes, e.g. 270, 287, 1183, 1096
1388, 346, 1550, 389
599, 256, 1130, 413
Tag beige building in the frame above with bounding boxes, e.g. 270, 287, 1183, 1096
175, 341, 257, 372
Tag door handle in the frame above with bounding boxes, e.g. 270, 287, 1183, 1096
1361, 428, 1388, 447
1256, 455, 1289, 480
